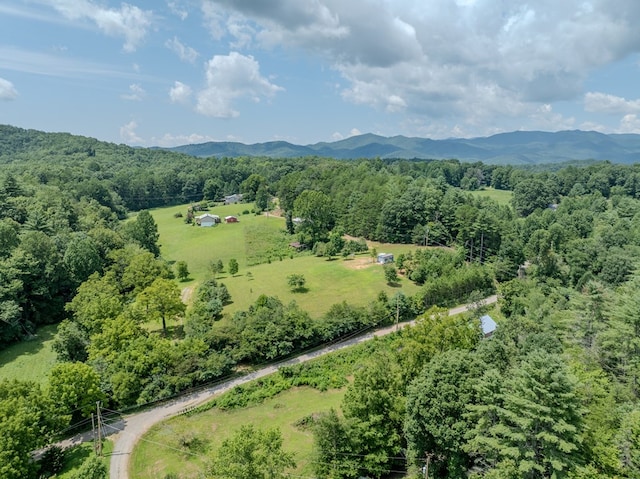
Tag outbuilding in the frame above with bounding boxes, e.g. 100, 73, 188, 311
377, 253, 394, 264
480, 314, 497, 338
196, 213, 220, 227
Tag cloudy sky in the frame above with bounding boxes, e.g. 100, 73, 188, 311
1, 0, 640, 147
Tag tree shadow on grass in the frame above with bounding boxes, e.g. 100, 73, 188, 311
291, 287, 309, 293
386, 281, 401, 288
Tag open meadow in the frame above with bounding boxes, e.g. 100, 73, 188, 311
130, 386, 345, 479
152, 203, 426, 317
468, 187, 513, 206
0, 324, 57, 384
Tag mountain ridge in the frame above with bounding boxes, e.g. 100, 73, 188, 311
166, 129, 640, 164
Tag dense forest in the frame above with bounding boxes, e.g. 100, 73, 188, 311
1, 124, 640, 478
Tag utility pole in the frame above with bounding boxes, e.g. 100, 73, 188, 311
91, 413, 97, 454
96, 401, 103, 457
479, 231, 484, 264
423, 452, 433, 479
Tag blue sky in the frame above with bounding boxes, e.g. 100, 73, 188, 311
1, 0, 640, 147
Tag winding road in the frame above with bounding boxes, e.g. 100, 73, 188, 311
102, 294, 497, 478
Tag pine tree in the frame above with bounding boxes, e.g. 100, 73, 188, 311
466, 351, 584, 478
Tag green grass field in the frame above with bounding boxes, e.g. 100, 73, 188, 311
152, 204, 426, 317
469, 187, 513, 206
130, 386, 344, 478
0, 324, 57, 384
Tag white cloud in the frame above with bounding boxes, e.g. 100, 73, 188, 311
152, 132, 217, 147
119, 120, 144, 144
121, 83, 145, 101
204, 0, 640, 137
618, 114, 640, 134
196, 52, 283, 118
330, 128, 361, 141
0, 78, 18, 100
584, 92, 640, 115
167, 1, 188, 20
44, 0, 153, 52
165, 36, 199, 63
169, 81, 192, 104
0, 45, 143, 79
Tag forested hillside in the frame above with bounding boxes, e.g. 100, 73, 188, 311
1, 125, 640, 478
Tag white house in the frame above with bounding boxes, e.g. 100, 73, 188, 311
196, 213, 220, 227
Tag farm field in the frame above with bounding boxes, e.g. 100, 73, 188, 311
468, 187, 513, 206
130, 386, 344, 479
0, 324, 57, 384
152, 203, 427, 317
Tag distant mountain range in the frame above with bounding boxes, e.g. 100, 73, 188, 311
167, 130, 640, 165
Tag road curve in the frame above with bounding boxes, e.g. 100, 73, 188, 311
107, 294, 497, 479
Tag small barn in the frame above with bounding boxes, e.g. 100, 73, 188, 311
480, 315, 497, 338
225, 215, 239, 223
196, 213, 220, 227
377, 253, 394, 264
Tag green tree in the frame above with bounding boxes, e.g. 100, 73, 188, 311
0, 380, 62, 479
122, 210, 160, 256
312, 409, 360, 479
287, 273, 306, 291
229, 258, 239, 276
405, 349, 479, 478
69, 454, 107, 479
466, 351, 584, 479
512, 178, 553, 216
63, 234, 103, 284
66, 272, 123, 334
48, 362, 105, 421
293, 190, 334, 244
341, 352, 405, 477
175, 260, 189, 281
0, 219, 19, 258
52, 320, 90, 362
135, 278, 186, 334
617, 408, 640, 476
206, 424, 295, 479
255, 184, 270, 211
383, 264, 398, 284
120, 250, 172, 295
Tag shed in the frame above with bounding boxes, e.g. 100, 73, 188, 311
225, 215, 239, 223
196, 213, 220, 227
480, 315, 497, 338
224, 194, 243, 205
377, 253, 394, 264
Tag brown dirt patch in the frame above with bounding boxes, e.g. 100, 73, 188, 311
343, 257, 376, 270
181, 285, 195, 304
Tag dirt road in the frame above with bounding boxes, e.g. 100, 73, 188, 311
106, 294, 497, 478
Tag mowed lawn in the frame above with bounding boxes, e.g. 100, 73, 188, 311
0, 324, 57, 384
152, 203, 426, 317
130, 386, 345, 479
468, 187, 513, 206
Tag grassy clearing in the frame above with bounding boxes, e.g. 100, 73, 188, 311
130, 386, 344, 479
469, 187, 513, 206
152, 204, 288, 281
0, 324, 57, 385
152, 203, 426, 318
